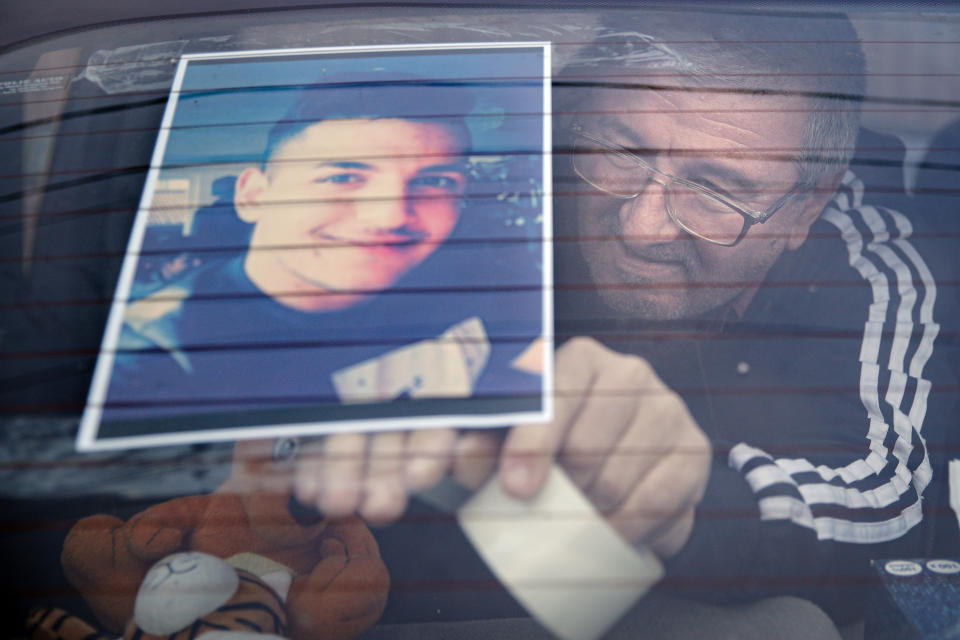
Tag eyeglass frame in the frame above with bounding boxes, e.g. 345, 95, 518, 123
570, 123, 800, 246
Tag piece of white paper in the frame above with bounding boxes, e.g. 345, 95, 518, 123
458, 466, 663, 640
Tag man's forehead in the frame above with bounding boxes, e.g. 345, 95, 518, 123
582, 87, 807, 178
585, 86, 808, 146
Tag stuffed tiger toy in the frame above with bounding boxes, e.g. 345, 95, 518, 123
28, 552, 289, 640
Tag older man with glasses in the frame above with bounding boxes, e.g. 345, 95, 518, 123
511, 12, 954, 634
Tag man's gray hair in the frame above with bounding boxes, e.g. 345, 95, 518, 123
559, 10, 867, 192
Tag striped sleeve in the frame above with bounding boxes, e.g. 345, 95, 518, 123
728, 170, 940, 544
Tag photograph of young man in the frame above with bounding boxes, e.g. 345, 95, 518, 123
103, 71, 543, 433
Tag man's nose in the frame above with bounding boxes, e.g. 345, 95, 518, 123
617, 182, 684, 248
355, 181, 410, 231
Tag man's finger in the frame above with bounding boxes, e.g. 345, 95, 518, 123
559, 356, 646, 491
362, 432, 407, 525
316, 433, 367, 519
500, 336, 601, 498
645, 506, 696, 559
452, 430, 500, 489
232, 439, 295, 494
500, 423, 561, 498
605, 458, 689, 545
582, 382, 686, 512
605, 430, 709, 548
404, 428, 456, 491
294, 438, 326, 508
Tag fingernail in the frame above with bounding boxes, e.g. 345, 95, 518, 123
406, 458, 433, 489
503, 461, 531, 496
364, 485, 405, 525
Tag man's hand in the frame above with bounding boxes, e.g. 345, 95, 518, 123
500, 337, 711, 559
293, 428, 499, 525
292, 336, 710, 552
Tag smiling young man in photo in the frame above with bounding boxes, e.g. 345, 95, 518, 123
105, 73, 543, 440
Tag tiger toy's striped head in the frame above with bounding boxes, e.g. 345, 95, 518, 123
123, 552, 289, 640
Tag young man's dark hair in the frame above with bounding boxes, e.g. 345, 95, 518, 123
262, 71, 475, 168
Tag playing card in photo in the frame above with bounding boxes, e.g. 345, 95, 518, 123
332, 317, 490, 403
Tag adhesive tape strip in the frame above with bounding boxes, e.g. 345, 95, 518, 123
457, 466, 664, 640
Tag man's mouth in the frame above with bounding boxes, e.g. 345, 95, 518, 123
609, 237, 691, 283
312, 231, 425, 249
616, 236, 689, 263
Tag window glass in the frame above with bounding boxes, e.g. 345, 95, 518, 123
1, 5, 958, 640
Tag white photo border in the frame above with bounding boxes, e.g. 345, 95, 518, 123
77, 41, 553, 451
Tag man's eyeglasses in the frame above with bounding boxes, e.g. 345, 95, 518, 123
570, 124, 797, 246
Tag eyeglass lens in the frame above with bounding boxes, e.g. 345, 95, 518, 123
572, 137, 747, 245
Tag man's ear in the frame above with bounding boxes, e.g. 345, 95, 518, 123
785, 171, 844, 251
234, 167, 270, 224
